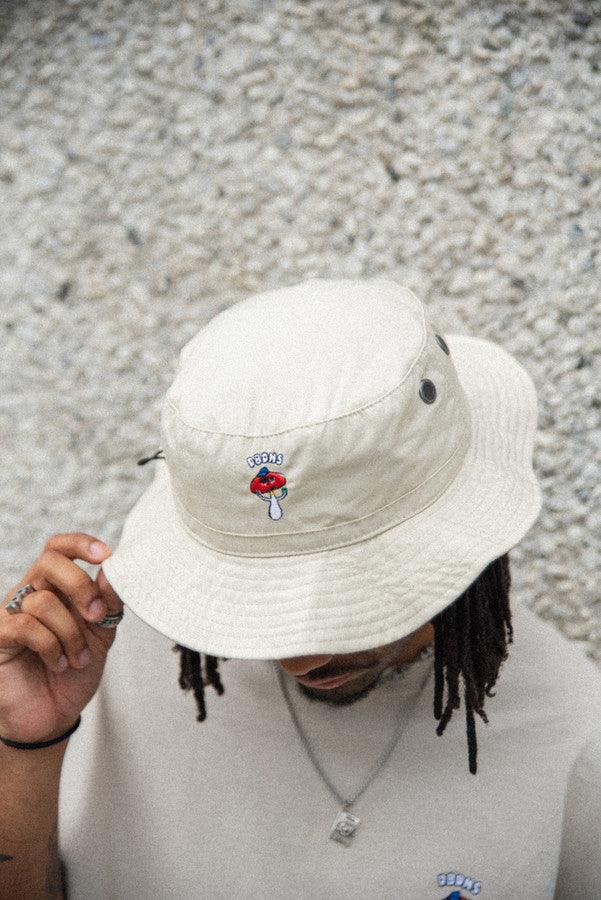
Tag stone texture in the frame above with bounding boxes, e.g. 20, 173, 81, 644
0, 0, 600, 669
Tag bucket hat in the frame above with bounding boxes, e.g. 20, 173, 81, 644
101, 277, 543, 659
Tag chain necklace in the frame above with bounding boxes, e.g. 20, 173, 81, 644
272, 643, 434, 846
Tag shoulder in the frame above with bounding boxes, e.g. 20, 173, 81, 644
496, 600, 601, 737
568, 727, 601, 786
509, 600, 601, 694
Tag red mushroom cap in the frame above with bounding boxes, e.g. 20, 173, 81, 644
250, 469, 287, 494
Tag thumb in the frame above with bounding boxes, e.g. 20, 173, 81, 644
95, 566, 124, 614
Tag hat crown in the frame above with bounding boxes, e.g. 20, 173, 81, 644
167, 278, 426, 435
160, 277, 472, 557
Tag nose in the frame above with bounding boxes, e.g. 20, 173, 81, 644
277, 655, 334, 677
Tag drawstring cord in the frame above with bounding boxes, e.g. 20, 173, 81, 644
137, 449, 165, 466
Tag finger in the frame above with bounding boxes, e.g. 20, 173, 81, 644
8, 578, 89, 636
31, 549, 109, 624
42, 532, 113, 565
19, 533, 113, 617
95, 567, 124, 614
0, 613, 73, 674
14, 589, 92, 670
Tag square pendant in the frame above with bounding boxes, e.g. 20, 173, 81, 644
330, 810, 361, 846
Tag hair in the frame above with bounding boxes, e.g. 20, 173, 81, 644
172, 550, 513, 775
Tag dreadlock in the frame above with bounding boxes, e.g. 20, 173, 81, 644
172, 550, 513, 775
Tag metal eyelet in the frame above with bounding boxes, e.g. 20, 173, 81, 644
434, 334, 450, 355
419, 379, 437, 403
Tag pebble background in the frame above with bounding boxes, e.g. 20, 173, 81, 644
1, 1, 600, 665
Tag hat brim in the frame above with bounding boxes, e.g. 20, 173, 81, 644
101, 334, 543, 659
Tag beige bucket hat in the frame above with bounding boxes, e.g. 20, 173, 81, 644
101, 277, 543, 659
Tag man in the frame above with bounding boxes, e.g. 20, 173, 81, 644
2, 278, 600, 899
58, 553, 601, 900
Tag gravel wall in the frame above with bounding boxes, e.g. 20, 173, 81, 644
1, 0, 600, 665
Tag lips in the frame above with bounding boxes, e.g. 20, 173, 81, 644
295, 671, 358, 689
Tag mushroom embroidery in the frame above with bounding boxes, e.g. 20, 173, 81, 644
250, 466, 288, 520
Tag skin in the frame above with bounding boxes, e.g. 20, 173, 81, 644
277, 621, 435, 707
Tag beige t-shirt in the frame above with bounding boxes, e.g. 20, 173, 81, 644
58, 598, 601, 900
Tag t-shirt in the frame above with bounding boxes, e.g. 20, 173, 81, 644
58, 596, 601, 900
553, 726, 601, 898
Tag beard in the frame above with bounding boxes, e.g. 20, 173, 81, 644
294, 670, 385, 706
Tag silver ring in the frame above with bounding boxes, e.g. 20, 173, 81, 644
64, 595, 124, 629
3, 587, 123, 628
4, 583, 36, 614
96, 609, 125, 629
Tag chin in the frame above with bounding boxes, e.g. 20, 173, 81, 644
295, 673, 382, 706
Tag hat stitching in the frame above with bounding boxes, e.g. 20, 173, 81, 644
162, 325, 437, 438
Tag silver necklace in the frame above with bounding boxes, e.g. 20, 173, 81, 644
272, 644, 434, 846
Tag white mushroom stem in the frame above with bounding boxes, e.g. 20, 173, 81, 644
257, 487, 287, 520
268, 493, 282, 520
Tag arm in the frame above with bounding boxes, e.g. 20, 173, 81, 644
0, 533, 121, 899
0, 533, 122, 900
0, 728, 72, 900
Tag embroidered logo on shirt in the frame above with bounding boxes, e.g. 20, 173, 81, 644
438, 872, 482, 895
247, 452, 288, 521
